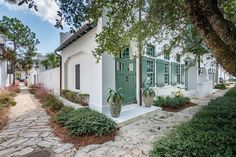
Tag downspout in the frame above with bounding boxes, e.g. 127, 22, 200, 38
55, 50, 62, 91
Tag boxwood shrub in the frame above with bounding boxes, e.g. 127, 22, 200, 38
56, 108, 117, 136
60, 89, 89, 106
150, 89, 236, 157
154, 96, 190, 108
214, 83, 226, 89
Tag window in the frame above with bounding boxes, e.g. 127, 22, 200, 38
116, 61, 124, 71
176, 54, 181, 62
146, 45, 155, 57
75, 64, 80, 90
164, 63, 169, 85
147, 59, 155, 86
121, 47, 129, 58
176, 64, 180, 84
164, 52, 170, 60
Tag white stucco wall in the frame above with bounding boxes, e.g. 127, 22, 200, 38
38, 67, 60, 94
101, 54, 116, 113
0, 61, 12, 88
60, 20, 104, 112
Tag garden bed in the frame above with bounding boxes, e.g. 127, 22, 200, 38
30, 85, 117, 149
154, 96, 196, 112
0, 85, 19, 131
161, 102, 197, 112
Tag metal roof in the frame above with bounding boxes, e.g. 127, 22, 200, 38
55, 23, 97, 52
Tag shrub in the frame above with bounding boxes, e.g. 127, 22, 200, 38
214, 83, 226, 89
6, 85, 20, 94
56, 108, 117, 136
60, 89, 89, 106
0, 91, 16, 109
225, 86, 236, 97
154, 96, 190, 108
42, 94, 63, 111
150, 95, 236, 157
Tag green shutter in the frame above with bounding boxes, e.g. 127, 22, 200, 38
171, 62, 178, 85
156, 59, 165, 87
142, 56, 148, 87
181, 64, 185, 84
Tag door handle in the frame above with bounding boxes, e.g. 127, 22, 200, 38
126, 76, 128, 82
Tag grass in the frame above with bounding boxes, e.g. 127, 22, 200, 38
149, 86, 236, 157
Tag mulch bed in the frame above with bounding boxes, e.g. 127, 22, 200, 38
0, 107, 10, 131
45, 108, 116, 149
161, 102, 197, 112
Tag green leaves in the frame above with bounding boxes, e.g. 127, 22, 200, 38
0, 16, 39, 73
40, 53, 60, 70
150, 87, 236, 157
56, 108, 117, 136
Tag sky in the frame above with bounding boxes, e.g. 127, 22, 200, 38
0, 0, 66, 54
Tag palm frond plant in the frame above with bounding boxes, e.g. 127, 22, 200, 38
107, 88, 124, 118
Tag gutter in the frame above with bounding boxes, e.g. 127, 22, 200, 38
55, 50, 62, 91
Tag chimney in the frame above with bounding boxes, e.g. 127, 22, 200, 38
60, 32, 71, 44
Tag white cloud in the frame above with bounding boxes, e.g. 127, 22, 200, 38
0, 0, 60, 25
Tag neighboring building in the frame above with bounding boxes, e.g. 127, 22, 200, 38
54, 18, 213, 114
0, 34, 13, 89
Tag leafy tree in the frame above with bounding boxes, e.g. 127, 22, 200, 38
7, 0, 236, 76
40, 53, 60, 70
0, 16, 39, 84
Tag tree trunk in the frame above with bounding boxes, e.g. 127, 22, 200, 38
186, 0, 236, 76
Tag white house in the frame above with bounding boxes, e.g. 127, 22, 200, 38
55, 17, 212, 114
0, 34, 13, 89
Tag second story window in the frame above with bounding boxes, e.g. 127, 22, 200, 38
146, 45, 155, 57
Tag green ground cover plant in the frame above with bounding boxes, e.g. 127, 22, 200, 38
56, 107, 117, 136
150, 87, 236, 157
214, 83, 226, 89
60, 89, 89, 106
154, 96, 190, 108
30, 85, 117, 137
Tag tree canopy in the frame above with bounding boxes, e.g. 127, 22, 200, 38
40, 53, 60, 70
12, 0, 236, 76
0, 16, 39, 83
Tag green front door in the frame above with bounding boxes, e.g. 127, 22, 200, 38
116, 58, 136, 104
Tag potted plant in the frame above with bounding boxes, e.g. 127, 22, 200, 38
107, 88, 124, 118
143, 87, 156, 107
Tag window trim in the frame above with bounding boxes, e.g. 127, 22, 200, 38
146, 58, 155, 86
164, 62, 170, 85
75, 64, 80, 90
146, 45, 155, 57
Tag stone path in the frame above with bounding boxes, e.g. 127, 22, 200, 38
0, 85, 76, 157
75, 89, 228, 157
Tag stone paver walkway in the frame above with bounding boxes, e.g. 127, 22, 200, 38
75, 89, 228, 157
0, 85, 76, 157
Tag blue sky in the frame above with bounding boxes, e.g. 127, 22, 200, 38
0, 1, 64, 54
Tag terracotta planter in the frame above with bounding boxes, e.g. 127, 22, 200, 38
143, 96, 154, 107
109, 100, 122, 118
